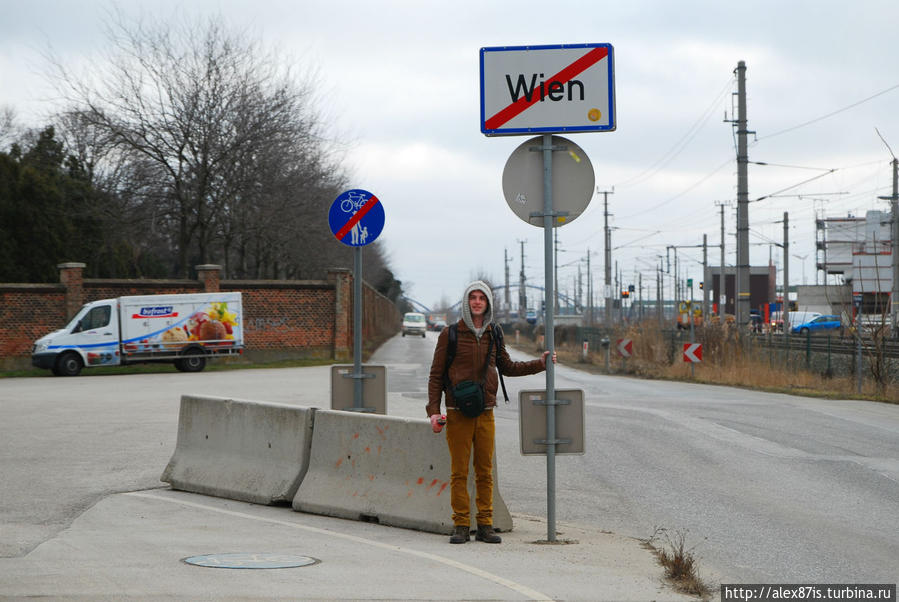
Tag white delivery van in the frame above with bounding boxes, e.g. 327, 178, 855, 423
401, 312, 427, 337
32, 292, 244, 376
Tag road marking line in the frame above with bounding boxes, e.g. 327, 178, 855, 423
126, 491, 552, 601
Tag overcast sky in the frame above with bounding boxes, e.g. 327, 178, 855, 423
3, 0, 899, 311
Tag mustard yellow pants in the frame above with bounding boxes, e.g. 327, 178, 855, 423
445, 409, 495, 527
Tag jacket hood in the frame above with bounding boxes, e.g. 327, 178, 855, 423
461, 280, 493, 338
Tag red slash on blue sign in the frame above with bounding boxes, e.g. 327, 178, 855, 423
335, 195, 380, 241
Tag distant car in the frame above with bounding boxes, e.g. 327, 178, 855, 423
791, 315, 841, 335
430, 319, 447, 331
402, 312, 427, 337
525, 309, 537, 325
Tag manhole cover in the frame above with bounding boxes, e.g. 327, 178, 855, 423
182, 553, 319, 569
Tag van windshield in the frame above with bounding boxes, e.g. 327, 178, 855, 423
73, 305, 112, 332
405, 314, 424, 322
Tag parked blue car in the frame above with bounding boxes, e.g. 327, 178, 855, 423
791, 315, 841, 334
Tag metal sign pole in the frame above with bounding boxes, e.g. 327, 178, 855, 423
353, 245, 363, 409
541, 133, 557, 543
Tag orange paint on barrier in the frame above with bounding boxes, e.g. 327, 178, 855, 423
428, 479, 439, 489
417, 477, 424, 485
365, 446, 371, 453
353, 433, 360, 439
335, 458, 343, 468
437, 482, 448, 496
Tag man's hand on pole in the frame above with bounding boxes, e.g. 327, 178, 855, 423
541, 350, 557, 367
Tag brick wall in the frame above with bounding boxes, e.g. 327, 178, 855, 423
0, 285, 67, 360
0, 264, 401, 370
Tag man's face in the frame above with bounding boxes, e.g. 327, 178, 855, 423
468, 290, 488, 317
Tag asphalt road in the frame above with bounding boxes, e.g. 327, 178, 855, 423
2, 330, 897, 589
374, 330, 899, 584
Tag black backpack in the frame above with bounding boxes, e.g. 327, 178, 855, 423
443, 323, 509, 402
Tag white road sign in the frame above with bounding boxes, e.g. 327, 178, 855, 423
480, 43, 616, 136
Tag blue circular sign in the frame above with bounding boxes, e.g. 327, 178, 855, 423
328, 189, 385, 247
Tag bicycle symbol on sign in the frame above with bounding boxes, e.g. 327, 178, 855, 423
340, 191, 369, 213
339, 191, 370, 245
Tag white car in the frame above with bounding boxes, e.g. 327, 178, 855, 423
402, 312, 427, 337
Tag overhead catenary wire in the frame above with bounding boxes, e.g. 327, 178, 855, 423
613, 76, 735, 189
754, 82, 899, 143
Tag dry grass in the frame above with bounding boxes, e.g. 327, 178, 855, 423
645, 527, 712, 599
540, 323, 899, 403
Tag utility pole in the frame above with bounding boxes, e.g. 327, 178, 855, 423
577, 263, 582, 313
638, 272, 643, 320
504, 248, 511, 318
657, 264, 663, 326
586, 250, 593, 326
615, 260, 621, 322
717, 202, 726, 315
734, 60, 751, 329
784, 212, 790, 346
518, 240, 527, 317
601, 189, 614, 326
703, 234, 709, 320
893, 159, 898, 337
878, 157, 899, 336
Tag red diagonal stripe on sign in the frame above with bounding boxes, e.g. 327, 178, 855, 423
485, 46, 609, 131
336, 195, 380, 241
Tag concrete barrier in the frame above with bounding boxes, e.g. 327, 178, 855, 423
161, 395, 315, 505
292, 409, 512, 534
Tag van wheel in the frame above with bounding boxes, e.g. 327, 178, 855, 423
55, 352, 83, 377
175, 349, 206, 372
422, 332, 426, 338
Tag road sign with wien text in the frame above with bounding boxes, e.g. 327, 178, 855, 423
480, 43, 616, 136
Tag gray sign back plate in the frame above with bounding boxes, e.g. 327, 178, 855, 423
519, 388, 585, 455
502, 135, 594, 228
330, 365, 387, 414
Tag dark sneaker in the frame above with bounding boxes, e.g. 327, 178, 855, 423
476, 524, 501, 544
449, 525, 470, 544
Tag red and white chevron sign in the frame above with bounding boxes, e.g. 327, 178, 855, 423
616, 338, 633, 358
683, 343, 702, 363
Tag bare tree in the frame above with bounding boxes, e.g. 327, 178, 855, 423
50, 12, 343, 277
0, 106, 18, 150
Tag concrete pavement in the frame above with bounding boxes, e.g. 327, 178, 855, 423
0, 487, 691, 601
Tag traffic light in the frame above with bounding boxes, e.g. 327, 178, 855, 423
621, 290, 629, 299
699, 281, 704, 290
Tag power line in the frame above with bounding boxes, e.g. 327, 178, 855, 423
614, 76, 734, 189
617, 155, 734, 219
756, 82, 899, 142
751, 169, 837, 202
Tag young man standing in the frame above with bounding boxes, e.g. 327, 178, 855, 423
427, 281, 555, 544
